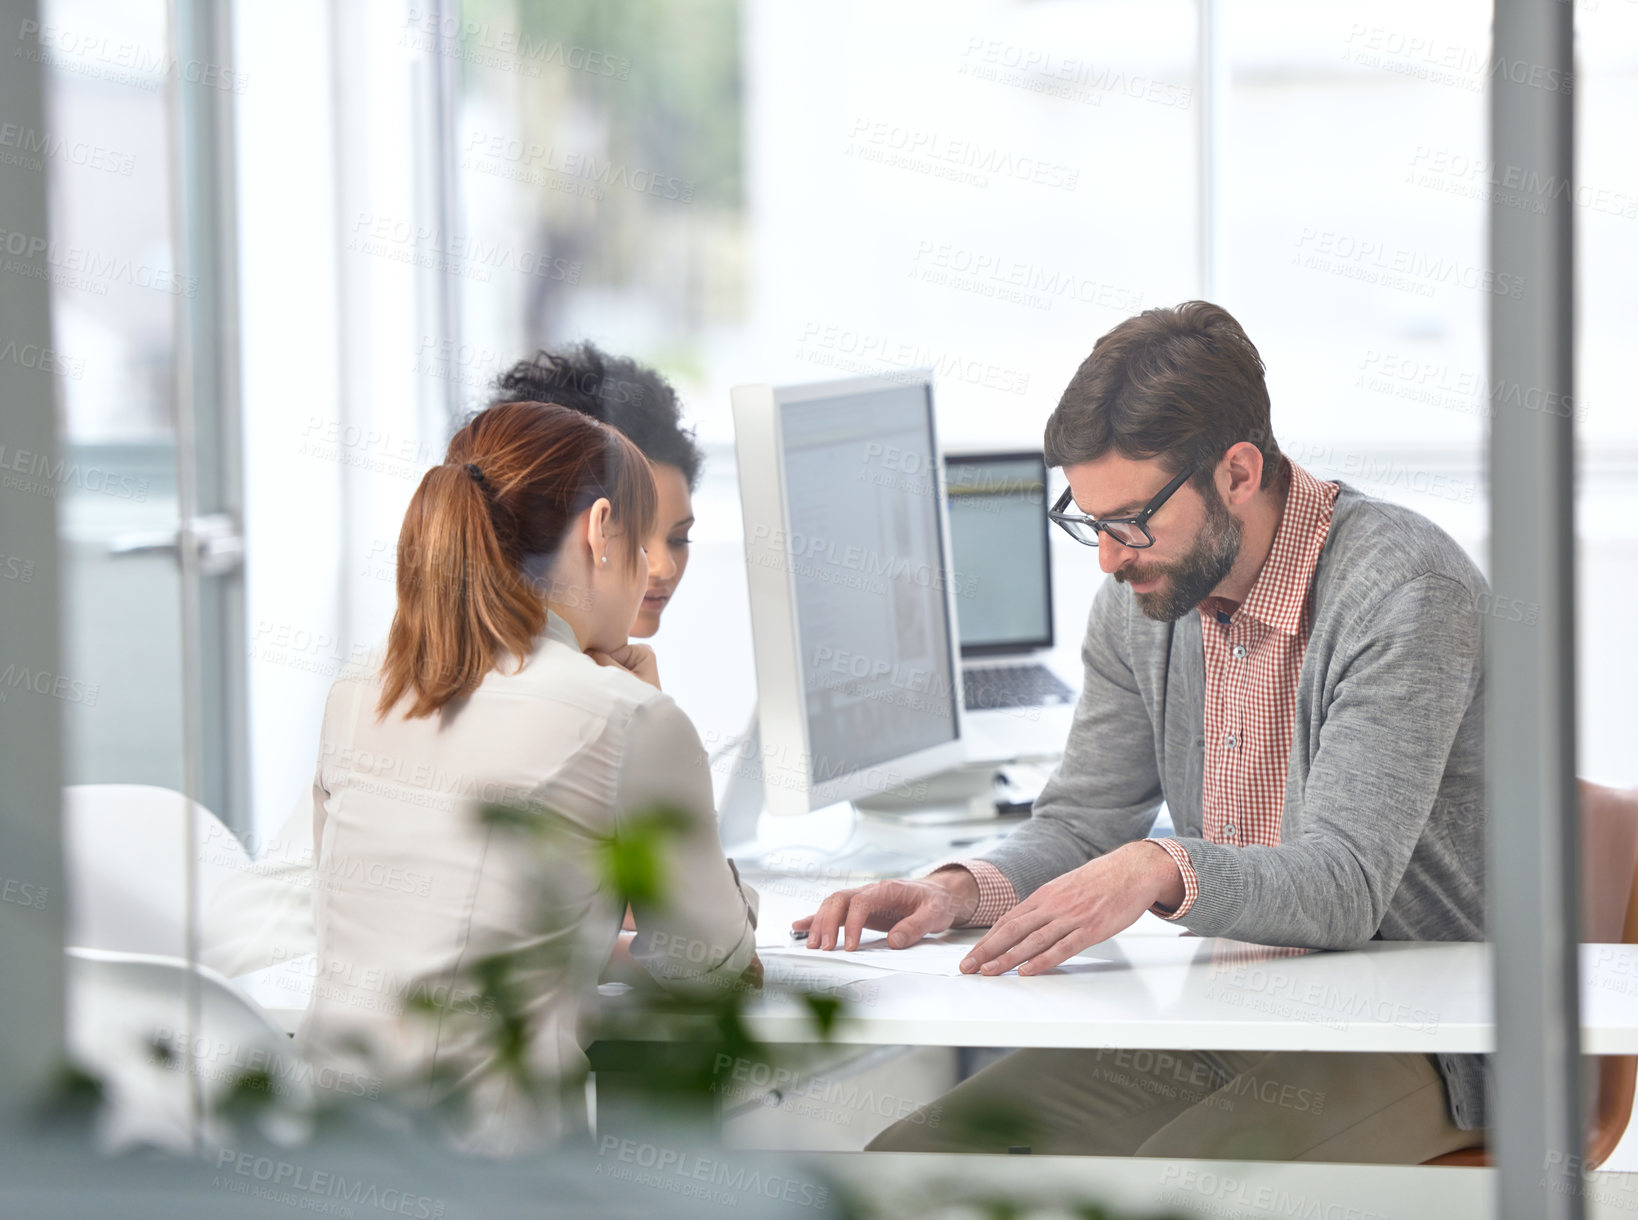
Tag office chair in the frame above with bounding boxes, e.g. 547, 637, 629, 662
1426, 780, 1638, 1168
65, 947, 313, 1154
63, 783, 250, 958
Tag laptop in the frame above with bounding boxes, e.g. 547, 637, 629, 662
945, 451, 1079, 763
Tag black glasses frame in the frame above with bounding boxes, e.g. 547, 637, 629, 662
1048, 462, 1198, 549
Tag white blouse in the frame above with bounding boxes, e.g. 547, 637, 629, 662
289, 611, 757, 1155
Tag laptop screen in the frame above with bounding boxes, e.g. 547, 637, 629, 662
944, 452, 1053, 656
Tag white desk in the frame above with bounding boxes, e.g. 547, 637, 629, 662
236, 832, 1638, 1184
236, 799, 1638, 1056
243, 880, 1638, 1057
597, 883, 1638, 1056
230, 797, 1638, 1057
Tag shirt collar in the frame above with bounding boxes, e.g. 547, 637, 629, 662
540, 608, 583, 652
1220, 460, 1339, 637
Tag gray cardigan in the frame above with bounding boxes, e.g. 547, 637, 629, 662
979, 481, 1489, 1130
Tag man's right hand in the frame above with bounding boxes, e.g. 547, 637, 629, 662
792, 870, 981, 951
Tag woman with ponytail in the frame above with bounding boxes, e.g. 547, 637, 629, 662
291, 401, 758, 1155
203, 345, 710, 976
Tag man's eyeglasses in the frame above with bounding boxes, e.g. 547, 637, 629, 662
1048, 463, 1197, 549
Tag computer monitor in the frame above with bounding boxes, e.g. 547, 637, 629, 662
732, 372, 967, 816
943, 452, 1054, 656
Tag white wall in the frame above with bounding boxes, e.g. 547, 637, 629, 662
236, 0, 445, 842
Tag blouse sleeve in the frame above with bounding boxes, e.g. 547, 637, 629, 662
198, 789, 320, 976
616, 695, 758, 994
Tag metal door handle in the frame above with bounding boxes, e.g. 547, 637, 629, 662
109, 512, 245, 576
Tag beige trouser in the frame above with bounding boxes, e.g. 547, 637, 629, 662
867, 1049, 1479, 1163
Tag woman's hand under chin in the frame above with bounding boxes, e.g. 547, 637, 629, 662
587, 642, 661, 689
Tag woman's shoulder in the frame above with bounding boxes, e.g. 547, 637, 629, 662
471, 633, 690, 746
515, 648, 706, 778
315, 643, 390, 719
584, 664, 694, 745
322, 630, 682, 735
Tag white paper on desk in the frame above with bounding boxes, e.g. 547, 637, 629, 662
760, 958, 895, 995
761, 934, 997, 977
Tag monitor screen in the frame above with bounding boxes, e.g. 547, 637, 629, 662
944, 453, 1052, 653
778, 383, 961, 782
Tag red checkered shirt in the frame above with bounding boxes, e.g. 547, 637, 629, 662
940, 461, 1340, 926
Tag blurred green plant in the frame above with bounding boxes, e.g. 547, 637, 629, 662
403, 799, 848, 1136
32, 1062, 104, 1137
40, 801, 1197, 1218
454, 0, 749, 351
463, 0, 745, 208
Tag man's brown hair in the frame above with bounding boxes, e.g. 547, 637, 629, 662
1043, 300, 1281, 489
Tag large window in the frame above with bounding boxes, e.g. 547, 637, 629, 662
441, 0, 1636, 790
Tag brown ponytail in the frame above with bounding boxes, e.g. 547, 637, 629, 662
376, 401, 657, 719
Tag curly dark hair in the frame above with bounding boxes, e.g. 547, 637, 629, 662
488, 342, 703, 490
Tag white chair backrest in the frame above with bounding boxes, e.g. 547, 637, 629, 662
65, 947, 312, 1154
64, 784, 251, 957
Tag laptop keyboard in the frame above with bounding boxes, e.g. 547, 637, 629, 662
963, 663, 1075, 711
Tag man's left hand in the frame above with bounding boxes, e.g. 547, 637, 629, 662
959, 841, 1186, 976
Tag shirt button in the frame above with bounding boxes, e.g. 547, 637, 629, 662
1231, 645, 1248, 660
1224, 734, 1238, 749
1224, 823, 1237, 838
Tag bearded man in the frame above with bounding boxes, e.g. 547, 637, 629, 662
796, 300, 1488, 1163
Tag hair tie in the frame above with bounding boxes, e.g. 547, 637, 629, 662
465, 462, 485, 484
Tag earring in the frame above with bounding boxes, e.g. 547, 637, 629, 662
600, 555, 608, 565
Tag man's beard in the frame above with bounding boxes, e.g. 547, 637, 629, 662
1116, 482, 1242, 622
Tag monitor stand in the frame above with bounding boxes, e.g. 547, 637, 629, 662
720, 720, 1022, 879
720, 716, 1010, 840
851, 762, 1006, 826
